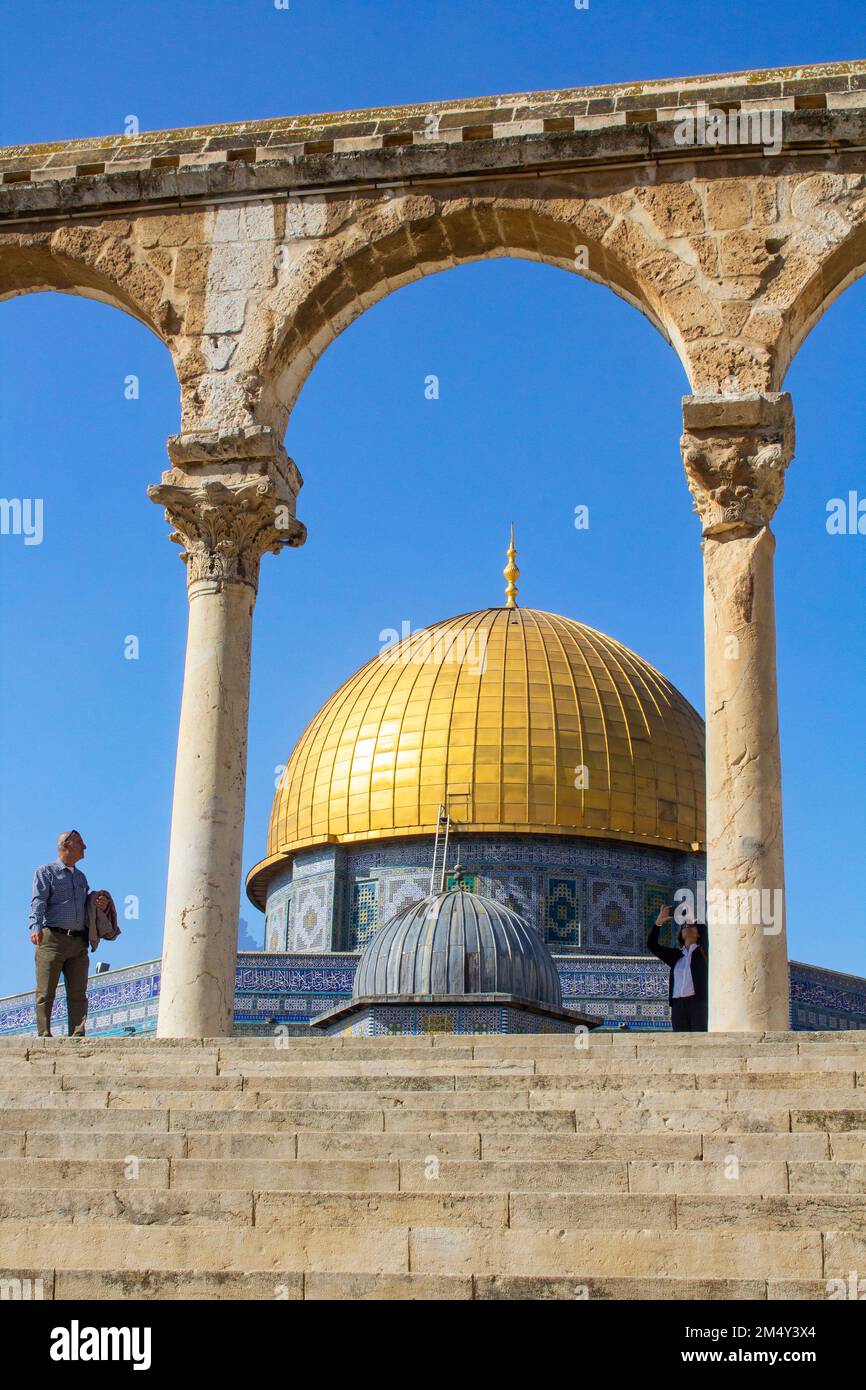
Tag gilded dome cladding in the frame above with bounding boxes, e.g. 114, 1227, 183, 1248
247, 607, 705, 905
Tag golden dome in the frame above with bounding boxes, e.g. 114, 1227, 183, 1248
247, 607, 705, 907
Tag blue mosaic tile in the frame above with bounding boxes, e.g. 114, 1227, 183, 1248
321, 1003, 576, 1037
644, 883, 675, 949
350, 880, 378, 950
545, 876, 581, 950
588, 878, 639, 952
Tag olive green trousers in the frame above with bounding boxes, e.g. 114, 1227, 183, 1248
34, 929, 89, 1036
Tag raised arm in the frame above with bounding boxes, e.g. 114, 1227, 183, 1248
646, 908, 681, 967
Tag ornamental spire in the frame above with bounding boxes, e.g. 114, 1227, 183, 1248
503, 523, 519, 608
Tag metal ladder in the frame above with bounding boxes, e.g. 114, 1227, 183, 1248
429, 804, 452, 895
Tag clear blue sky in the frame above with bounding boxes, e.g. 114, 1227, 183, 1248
1, 0, 864, 997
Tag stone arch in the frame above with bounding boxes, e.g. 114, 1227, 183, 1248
259, 187, 701, 429
683, 169, 866, 393
0, 217, 193, 392
776, 184, 866, 386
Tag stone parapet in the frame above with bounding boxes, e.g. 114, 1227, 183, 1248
1, 63, 864, 222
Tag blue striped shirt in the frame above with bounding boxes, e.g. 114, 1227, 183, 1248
29, 860, 89, 933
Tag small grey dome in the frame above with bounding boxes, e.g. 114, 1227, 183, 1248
352, 888, 562, 1010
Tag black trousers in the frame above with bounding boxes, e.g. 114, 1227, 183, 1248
670, 996, 708, 1032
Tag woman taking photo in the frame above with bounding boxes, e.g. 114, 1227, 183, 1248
647, 904, 708, 1033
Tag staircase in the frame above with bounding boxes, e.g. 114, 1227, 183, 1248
1, 1031, 864, 1300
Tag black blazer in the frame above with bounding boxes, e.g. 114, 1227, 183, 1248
646, 921, 708, 1004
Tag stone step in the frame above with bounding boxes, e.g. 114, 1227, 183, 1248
17, 1050, 866, 1075
0, 1087, 542, 1110
0, 1220, 411, 1274
2, 1220, 847, 1280
174, 1102, 801, 1132
673, 1194, 866, 1232
505, 1192, 866, 1232
3, 1153, 861, 1194
472, 1275, 832, 1300
0, 1189, 254, 1225
5, 1082, 863, 1116
9, 1266, 833, 1300
406, 1226, 838, 1281
539, 1084, 861, 1106
56, 1269, 471, 1300
18, 1063, 866, 1089
479, 1131, 825, 1160
178, 1105, 574, 1132
1, 1034, 862, 1300
6, 1032, 863, 1056
0, 1157, 172, 1188
2, 1184, 863, 1234
4, 1131, 187, 1159
299, 1130, 695, 1160
5, 1098, 864, 1136
0, 1157, 398, 1193
0, 1090, 113, 1110
793, 1108, 866, 1132
12, 1129, 482, 1161
825, 1132, 866, 1158
7, 1063, 864, 1089
7, 1125, 864, 1162
399, 1158, 787, 1194
7, 1058, 221, 1074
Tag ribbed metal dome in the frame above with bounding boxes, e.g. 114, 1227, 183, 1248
353, 887, 563, 1009
247, 606, 705, 908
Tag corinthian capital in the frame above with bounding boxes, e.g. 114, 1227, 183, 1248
681, 393, 795, 537
148, 477, 304, 590
148, 427, 305, 591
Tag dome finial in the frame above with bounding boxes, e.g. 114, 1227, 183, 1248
503, 523, 519, 608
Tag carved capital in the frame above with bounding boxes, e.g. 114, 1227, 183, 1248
148, 476, 305, 591
149, 427, 305, 591
681, 393, 795, 537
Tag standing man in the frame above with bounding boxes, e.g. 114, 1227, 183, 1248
29, 831, 106, 1038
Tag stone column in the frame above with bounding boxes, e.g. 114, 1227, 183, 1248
681, 393, 795, 1032
149, 428, 304, 1037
